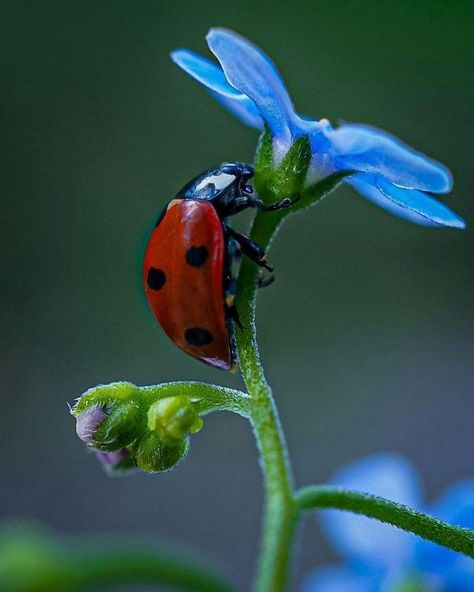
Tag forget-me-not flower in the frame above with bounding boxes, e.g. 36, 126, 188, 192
302, 453, 474, 591
172, 29, 465, 229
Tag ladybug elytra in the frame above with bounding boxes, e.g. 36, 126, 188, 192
143, 162, 292, 370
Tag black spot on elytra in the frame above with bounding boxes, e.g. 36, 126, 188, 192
185, 327, 213, 346
147, 267, 166, 291
185, 245, 209, 267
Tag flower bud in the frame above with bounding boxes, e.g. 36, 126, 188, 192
75, 405, 106, 444
133, 432, 188, 474
93, 401, 142, 451
72, 383, 207, 476
147, 396, 203, 444
94, 449, 136, 475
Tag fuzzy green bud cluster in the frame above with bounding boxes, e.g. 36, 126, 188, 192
71, 382, 203, 475
148, 395, 203, 443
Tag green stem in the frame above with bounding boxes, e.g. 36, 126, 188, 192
74, 382, 250, 419
234, 201, 474, 589
296, 485, 474, 558
235, 211, 298, 592
140, 382, 251, 417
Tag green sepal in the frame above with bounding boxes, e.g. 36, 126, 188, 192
133, 432, 188, 474
254, 125, 275, 202
93, 401, 143, 451
292, 170, 355, 214
253, 133, 312, 209
271, 135, 311, 199
72, 382, 141, 416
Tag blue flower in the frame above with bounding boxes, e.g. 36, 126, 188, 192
302, 453, 474, 591
171, 29, 465, 229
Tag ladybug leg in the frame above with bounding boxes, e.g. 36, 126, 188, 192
224, 225, 273, 272
226, 235, 242, 262
257, 270, 275, 288
248, 195, 299, 212
226, 195, 252, 213
224, 275, 237, 307
228, 302, 244, 331
227, 234, 273, 290
223, 264, 245, 330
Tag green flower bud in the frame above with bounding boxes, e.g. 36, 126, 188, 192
93, 401, 143, 451
133, 432, 188, 474
75, 405, 107, 444
147, 396, 203, 444
72, 383, 144, 452
94, 449, 137, 475
71, 382, 215, 476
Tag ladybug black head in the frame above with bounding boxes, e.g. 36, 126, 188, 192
219, 162, 254, 180
177, 162, 254, 205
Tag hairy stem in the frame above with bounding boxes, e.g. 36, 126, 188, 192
234, 201, 474, 591
140, 382, 251, 417
235, 211, 298, 592
296, 485, 474, 558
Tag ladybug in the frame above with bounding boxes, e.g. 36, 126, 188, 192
143, 162, 293, 370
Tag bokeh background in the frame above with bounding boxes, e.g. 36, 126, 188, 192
1, 1, 473, 589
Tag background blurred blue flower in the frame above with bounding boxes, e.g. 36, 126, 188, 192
302, 453, 474, 591
172, 28, 465, 229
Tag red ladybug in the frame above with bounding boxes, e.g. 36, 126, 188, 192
143, 162, 292, 370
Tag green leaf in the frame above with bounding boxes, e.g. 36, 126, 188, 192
0, 523, 235, 592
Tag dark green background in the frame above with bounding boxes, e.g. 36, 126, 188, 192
1, 1, 473, 589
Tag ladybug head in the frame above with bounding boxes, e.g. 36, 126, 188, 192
177, 162, 255, 207
219, 162, 254, 180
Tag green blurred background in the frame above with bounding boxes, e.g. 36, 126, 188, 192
1, 1, 473, 589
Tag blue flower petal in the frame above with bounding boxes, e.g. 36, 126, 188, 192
326, 123, 453, 193
415, 479, 474, 580
320, 453, 423, 570
376, 176, 465, 228
346, 173, 465, 228
443, 572, 474, 592
170, 49, 263, 130
301, 565, 378, 592
209, 89, 264, 131
206, 28, 296, 143
346, 174, 439, 226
